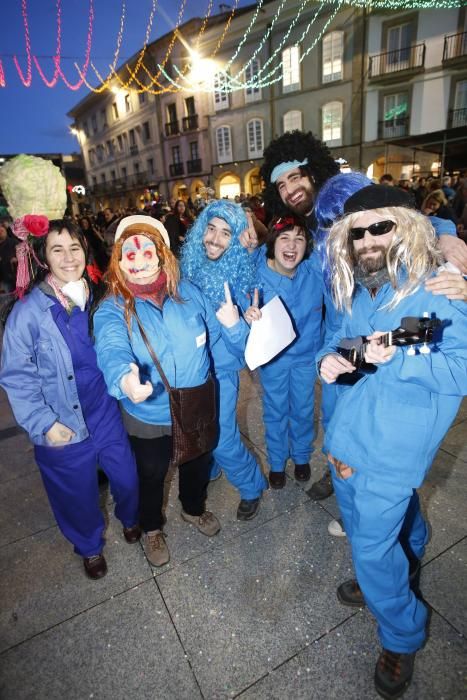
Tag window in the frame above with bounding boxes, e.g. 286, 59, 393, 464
147, 158, 155, 175
138, 92, 146, 106
129, 129, 136, 147
110, 169, 116, 182
91, 114, 98, 134
121, 166, 127, 179
106, 140, 114, 157
124, 94, 131, 113
185, 96, 196, 116
112, 102, 119, 120
172, 146, 181, 164
92, 175, 97, 186
88, 148, 95, 166
142, 121, 151, 141
96, 144, 105, 162
190, 141, 199, 160
134, 162, 140, 174
247, 119, 264, 158
213, 72, 229, 110
167, 103, 177, 123
117, 134, 124, 152
82, 120, 89, 137
245, 59, 261, 102
100, 173, 106, 183
322, 31, 343, 83
322, 101, 343, 145
387, 23, 412, 66
283, 110, 303, 132
216, 126, 232, 162
100, 109, 107, 129
383, 93, 408, 137
282, 46, 301, 93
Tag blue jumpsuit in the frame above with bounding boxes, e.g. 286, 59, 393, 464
317, 277, 467, 652
253, 248, 324, 472
208, 290, 268, 500
0, 287, 139, 558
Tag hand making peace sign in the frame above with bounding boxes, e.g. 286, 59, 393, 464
243, 288, 262, 325
216, 281, 240, 328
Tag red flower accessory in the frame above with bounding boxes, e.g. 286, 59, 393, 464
272, 216, 300, 231
23, 215, 49, 237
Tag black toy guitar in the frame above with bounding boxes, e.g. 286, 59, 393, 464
336, 315, 442, 385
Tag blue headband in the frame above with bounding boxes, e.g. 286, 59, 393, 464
270, 158, 309, 184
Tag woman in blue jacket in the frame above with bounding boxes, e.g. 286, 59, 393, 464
93, 216, 228, 568
0, 219, 140, 580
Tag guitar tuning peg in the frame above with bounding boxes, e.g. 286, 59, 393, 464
407, 346, 416, 356
420, 343, 431, 355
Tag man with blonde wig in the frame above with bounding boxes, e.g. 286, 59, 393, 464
317, 185, 467, 699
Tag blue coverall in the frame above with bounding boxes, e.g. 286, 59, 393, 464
0, 287, 139, 557
317, 276, 467, 652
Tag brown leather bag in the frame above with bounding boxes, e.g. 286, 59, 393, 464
134, 313, 218, 466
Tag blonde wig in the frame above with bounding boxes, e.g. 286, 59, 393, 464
105, 224, 180, 329
326, 206, 443, 313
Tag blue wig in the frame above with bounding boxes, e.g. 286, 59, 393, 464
180, 200, 256, 308
314, 172, 372, 288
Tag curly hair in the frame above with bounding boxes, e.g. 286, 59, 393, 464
180, 200, 256, 308
260, 130, 339, 218
104, 226, 180, 330
326, 206, 443, 313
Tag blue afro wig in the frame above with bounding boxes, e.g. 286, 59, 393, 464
313, 172, 372, 288
180, 200, 256, 308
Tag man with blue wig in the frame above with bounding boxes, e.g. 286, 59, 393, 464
180, 200, 268, 521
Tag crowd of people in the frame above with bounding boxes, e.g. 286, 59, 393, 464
0, 141, 466, 699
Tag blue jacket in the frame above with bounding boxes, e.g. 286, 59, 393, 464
0, 287, 91, 445
93, 280, 243, 425
317, 277, 467, 487
253, 247, 324, 367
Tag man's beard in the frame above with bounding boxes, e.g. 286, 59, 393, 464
353, 245, 387, 276
285, 188, 314, 216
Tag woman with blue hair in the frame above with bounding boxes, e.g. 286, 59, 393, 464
180, 200, 268, 521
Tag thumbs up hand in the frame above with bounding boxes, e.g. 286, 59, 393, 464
216, 281, 240, 329
121, 362, 153, 403
243, 288, 262, 325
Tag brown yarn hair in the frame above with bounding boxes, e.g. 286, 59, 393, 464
105, 224, 181, 329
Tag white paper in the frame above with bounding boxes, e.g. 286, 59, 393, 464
245, 296, 296, 371
62, 279, 87, 311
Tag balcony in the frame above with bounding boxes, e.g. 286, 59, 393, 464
169, 162, 184, 177
443, 31, 467, 62
165, 121, 180, 137
129, 144, 139, 156
378, 116, 409, 139
369, 43, 425, 79
448, 108, 467, 129
182, 114, 199, 131
187, 158, 202, 174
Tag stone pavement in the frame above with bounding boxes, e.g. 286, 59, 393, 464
0, 371, 466, 700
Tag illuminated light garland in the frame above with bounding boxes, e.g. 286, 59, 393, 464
0, 61, 5, 88
33, 0, 61, 88
224, 0, 265, 70
54, 0, 94, 90
108, 0, 158, 90
210, 0, 240, 59
13, 0, 33, 87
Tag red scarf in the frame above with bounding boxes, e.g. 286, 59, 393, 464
126, 270, 167, 307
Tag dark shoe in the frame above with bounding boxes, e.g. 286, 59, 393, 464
123, 524, 141, 544
306, 469, 334, 500
83, 554, 107, 580
337, 578, 365, 607
237, 498, 261, 521
374, 648, 416, 699
294, 463, 311, 482
269, 471, 286, 489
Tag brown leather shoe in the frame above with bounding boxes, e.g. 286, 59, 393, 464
337, 578, 365, 607
269, 471, 286, 489
374, 648, 416, 699
123, 524, 142, 544
294, 463, 311, 481
83, 554, 107, 580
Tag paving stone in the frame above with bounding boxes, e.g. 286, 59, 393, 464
0, 433, 37, 485
157, 501, 355, 698
0, 471, 55, 547
0, 580, 202, 700
440, 419, 467, 463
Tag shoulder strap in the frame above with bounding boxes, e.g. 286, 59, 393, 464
133, 311, 172, 393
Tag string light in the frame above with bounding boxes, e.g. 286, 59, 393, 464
13, 0, 32, 87
32, 0, 61, 88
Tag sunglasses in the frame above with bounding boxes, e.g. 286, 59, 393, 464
349, 220, 396, 241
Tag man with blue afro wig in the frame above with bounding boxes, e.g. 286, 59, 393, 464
180, 200, 267, 521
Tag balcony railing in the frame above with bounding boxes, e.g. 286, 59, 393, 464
369, 43, 425, 78
443, 31, 467, 61
129, 144, 139, 156
165, 121, 180, 136
378, 116, 409, 139
169, 162, 184, 177
448, 108, 467, 129
182, 114, 199, 131
187, 158, 202, 174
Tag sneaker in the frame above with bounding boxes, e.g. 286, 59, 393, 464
306, 469, 334, 500
181, 510, 221, 537
269, 471, 286, 489
294, 463, 311, 482
83, 554, 107, 580
328, 518, 346, 537
374, 648, 416, 699
237, 498, 261, 521
143, 530, 170, 567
